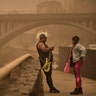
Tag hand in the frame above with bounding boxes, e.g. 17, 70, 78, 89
50, 46, 54, 51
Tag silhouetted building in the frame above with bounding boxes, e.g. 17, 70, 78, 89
36, 0, 96, 13
36, 0, 63, 14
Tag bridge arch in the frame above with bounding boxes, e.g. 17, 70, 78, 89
0, 20, 96, 48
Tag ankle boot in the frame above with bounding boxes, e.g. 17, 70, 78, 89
70, 88, 83, 95
78, 87, 83, 94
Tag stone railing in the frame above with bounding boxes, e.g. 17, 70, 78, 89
0, 54, 44, 96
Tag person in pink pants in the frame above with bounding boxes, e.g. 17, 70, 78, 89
69, 36, 86, 95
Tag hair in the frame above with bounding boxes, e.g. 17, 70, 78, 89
39, 34, 47, 39
72, 36, 80, 42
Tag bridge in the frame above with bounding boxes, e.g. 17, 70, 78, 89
0, 13, 96, 48
0, 13, 96, 96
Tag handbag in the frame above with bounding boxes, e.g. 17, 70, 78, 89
64, 62, 70, 73
64, 48, 72, 73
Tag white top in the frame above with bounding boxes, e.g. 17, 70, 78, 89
72, 43, 86, 63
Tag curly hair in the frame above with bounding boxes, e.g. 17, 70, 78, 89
72, 36, 80, 42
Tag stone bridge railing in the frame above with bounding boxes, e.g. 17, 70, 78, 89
0, 54, 44, 96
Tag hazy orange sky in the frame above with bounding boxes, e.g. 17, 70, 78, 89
0, 0, 40, 12
0, 0, 96, 12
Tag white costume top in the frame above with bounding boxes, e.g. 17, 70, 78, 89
72, 43, 86, 63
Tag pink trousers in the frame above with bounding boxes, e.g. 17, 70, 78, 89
73, 61, 83, 88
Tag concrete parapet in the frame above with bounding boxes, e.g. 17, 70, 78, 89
0, 55, 44, 96
81, 49, 96, 80
0, 54, 32, 79
58, 47, 70, 71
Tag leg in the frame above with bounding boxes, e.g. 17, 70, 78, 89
44, 64, 55, 90
44, 63, 60, 93
73, 61, 82, 88
70, 61, 83, 95
40, 59, 54, 89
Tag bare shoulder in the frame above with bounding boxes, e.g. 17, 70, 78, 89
38, 42, 45, 48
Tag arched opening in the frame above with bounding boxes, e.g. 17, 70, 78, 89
0, 20, 96, 48
0, 21, 96, 65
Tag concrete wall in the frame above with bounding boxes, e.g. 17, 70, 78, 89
0, 57, 44, 96
58, 46, 96, 80
81, 49, 96, 80
58, 47, 70, 71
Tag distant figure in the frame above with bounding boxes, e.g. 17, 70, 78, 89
69, 36, 86, 95
36, 33, 60, 93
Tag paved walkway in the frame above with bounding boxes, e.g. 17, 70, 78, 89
42, 70, 96, 96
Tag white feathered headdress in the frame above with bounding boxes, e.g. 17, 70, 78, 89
36, 30, 48, 39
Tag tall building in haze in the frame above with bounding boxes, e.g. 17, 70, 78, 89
36, 0, 63, 14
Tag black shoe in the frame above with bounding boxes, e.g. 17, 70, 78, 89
70, 88, 83, 95
50, 89, 60, 93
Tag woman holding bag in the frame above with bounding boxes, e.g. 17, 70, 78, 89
64, 36, 86, 95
